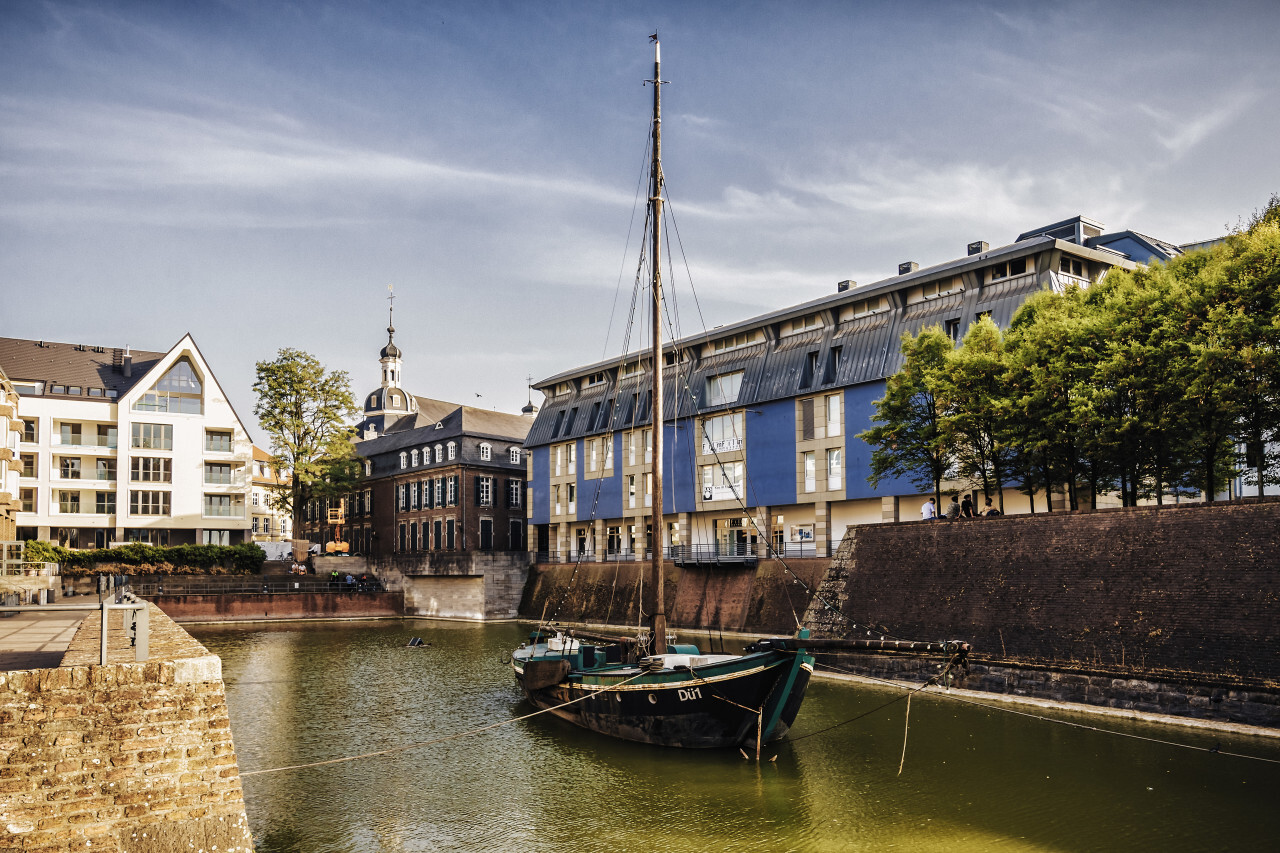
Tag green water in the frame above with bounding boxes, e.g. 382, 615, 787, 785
193, 620, 1280, 853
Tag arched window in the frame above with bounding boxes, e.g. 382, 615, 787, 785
480, 443, 491, 461
399, 452, 407, 469
510, 447, 522, 464
447, 442, 456, 460
434, 444, 443, 463
411, 449, 419, 466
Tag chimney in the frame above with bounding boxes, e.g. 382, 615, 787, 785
123, 347, 132, 378
837, 280, 855, 293
898, 262, 918, 275
968, 241, 989, 256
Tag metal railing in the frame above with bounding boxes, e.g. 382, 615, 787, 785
129, 577, 385, 596
0, 591, 148, 665
535, 542, 818, 564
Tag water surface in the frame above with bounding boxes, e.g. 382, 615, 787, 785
194, 621, 1280, 853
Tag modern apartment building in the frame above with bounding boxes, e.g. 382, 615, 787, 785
523, 215, 1186, 562
0, 334, 254, 547
0, 367, 21, 542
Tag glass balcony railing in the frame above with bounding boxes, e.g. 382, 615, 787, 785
55, 434, 118, 448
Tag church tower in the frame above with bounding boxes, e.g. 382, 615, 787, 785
359, 287, 417, 437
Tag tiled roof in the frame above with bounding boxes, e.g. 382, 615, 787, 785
0, 336, 167, 397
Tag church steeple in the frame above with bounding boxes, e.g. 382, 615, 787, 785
360, 285, 417, 433
380, 285, 402, 389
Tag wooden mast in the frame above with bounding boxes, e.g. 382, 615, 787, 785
649, 36, 667, 655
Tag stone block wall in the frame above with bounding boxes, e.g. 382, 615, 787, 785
0, 604, 255, 852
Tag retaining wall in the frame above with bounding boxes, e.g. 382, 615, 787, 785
0, 604, 255, 852
152, 592, 400, 623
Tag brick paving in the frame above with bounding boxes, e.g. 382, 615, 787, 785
0, 610, 86, 670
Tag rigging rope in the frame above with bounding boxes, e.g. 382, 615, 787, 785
241, 670, 647, 778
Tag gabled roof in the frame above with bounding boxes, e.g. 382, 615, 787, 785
355, 396, 532, 457
0, 337, 166, 396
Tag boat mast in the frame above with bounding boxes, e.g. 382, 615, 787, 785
648, 35, 667, 656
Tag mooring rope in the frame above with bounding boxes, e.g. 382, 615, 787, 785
807, 660, 1280, 765
240, 671, 646, 778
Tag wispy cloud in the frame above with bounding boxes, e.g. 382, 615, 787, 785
1140, 88, 1260, 159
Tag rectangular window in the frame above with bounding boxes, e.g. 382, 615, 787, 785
421, 479, 431, 509
705, 371, 744, 407
555, 445, 563, 476
434, 479, 444, 507
131, 457, 172, 483
588, 439, 597, 472
628, 474, 636, 508
509, 447, 521, 464
446, 518, 456, 550
800, 399, 815, 441
603, 439, 613, 470
827, 448, 842, 491
567, 482, 576, 514
252, 517, 260, 533
506, 478, 523, 509
397, 484, 407, 511
701, 413, 744, 455
58, 490, 81, 514
826, 394, 842, 437
21, 419, 37, 443
446, 476, 457, 506
803, 451, 816, 493
205, 430, 232, 452
203, 530, 229, 546
96, 459, 116, 481
60, 457, 82, 480
58, 423, 82, 445
477, 476, 493, 507
203, 494, 242, 517
479, 518, 493, 551
700, 461, 744, 501
553, 484, 561, 516
130, 490, 171, 516
20, 453, 36, 478
132, 423, 173, 450
96, 491, 116, 514
20, 488, 35, 513
204, 463, 232, 484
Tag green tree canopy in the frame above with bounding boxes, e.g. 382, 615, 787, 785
253, 348, 360, 536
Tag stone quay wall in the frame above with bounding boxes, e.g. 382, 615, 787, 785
521, 500, 1280, 727
151, 592, 401, 623
369, 552, 529, 621
0, 604, 255, 852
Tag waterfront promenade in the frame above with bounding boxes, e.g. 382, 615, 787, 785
0, 610, 83, 670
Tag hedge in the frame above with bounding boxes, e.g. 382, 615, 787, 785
24, 541, 266, 577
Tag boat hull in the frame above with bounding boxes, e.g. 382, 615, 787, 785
512, 648, 813, 749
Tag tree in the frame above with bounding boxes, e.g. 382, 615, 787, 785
938, 316, 1016, 510
253, 349, 360, 538
861, 326, 953, 502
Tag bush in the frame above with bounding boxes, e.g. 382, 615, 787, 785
28, 541, 265, 577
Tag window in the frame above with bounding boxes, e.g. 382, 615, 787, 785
400, 452, 408, 469
434, 479, 444, 507
20, 454, 37, 478
700, 461, 744, 501
203, 494, 241, 517
58, 491, 81, 513
21, 419, 37, 443
96, 491, 115, 514
702, 413, 744, 455
397, 484, 407, 511
205, 430, 231, 452
52, 385, 65, 395
131, 457, 171, 483
133, 358, 203, 414
60, 457, 82, 480
446, 519, 456, 550
1059, 257, 1085, 277
553, 484, 562, 516
411, 449, 419, 466
446, 476, 457, 506
480, 443, 491, 461
945, 318, 961, 342
803, 451, 816, 492
204, 463, 232, 485
800, 398, 815, 441
59, 423, 82, 445
130, 490, 171, 516
447, 442, 456, 460
627, 474, 636, 508
568, 443, 576, 466
603, 440, 613, 470
506, 478, 523, 509
95, 459, 115, 482
827, 448, 842, 491
477, 476, 493, 507
588, 439, 598, 472
410, 481, 419, 510
204, 530, 229, 546
849, 295, 889, 318
826, 394, 842, 437
252, 492, 260, 507
824, 346, 843, 384
20, 488, 35, 513
567, 482, 576, 514
509, 447, 522, 464
132, 423, 173, 450
435, 444, 443, 463
706, 371, 744, 407
584, 370, 607, 388
801, 351, 819, 388
88, 388, 103, 397
364, 460, 372, 476
554, 445, 563, 476
252, 517, 260, 533
711, 332, 757, 353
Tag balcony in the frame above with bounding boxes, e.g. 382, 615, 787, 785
203, 504, 246, 519
54, 434, 118, 449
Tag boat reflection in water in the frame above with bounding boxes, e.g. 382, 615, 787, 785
200, 621, 1280, 853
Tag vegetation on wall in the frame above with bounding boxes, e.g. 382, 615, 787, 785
861, 195, 1280, 509
24, 540, 265, 576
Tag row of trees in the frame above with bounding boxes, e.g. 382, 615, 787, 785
862, 196, 1280, 510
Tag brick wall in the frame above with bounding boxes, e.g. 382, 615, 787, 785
0, 604, 254, 852
153, 592, 400, 623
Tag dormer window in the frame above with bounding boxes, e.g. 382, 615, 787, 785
510, 447, 522, 464
584, 371, 608, 388
399, 452, 407, 469
447, 442, 456, 460
435, 444, 443, 463
410, 449, 419, 465
364, 461, 372, 477
390, 393, 401, 407
480, 443, 492, 461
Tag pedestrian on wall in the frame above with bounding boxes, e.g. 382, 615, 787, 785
921, 497, 937, 521
960, 494, 975, 518
945, 494, 961, 521
982, 498, 1002, 517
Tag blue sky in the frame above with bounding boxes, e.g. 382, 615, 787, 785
3, 0, 1278, 442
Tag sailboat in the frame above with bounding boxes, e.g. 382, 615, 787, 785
510, 36, 816, 750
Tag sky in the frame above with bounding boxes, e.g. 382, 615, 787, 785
3, 0, 1279, 444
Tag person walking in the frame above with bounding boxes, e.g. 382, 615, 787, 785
921, 497, 937, 521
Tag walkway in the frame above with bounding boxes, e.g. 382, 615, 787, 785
0, 610, 86, 670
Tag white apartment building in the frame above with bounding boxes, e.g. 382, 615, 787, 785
1, 367, 21, 542
0, 334, 253, 548
250, 445, 291, 543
